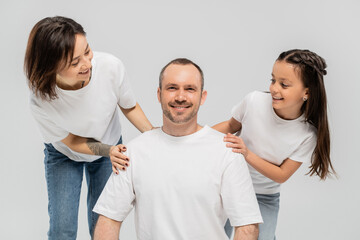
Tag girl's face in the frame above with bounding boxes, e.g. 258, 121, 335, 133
270, 60, 308, 120
56, 34, 93, 88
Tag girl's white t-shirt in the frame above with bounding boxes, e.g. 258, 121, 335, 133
30, 52, 136, 162
231, 91, 317, 194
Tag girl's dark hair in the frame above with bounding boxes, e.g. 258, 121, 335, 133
24, 16, 86, 100
277, 49, 335, 179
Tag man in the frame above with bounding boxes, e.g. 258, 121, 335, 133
93, 58, 263, 240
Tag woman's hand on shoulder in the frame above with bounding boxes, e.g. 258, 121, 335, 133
223, 133, 249, 158
110, 144, 130, 174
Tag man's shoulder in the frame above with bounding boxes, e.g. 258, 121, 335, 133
201, 126, 241, 158
202, 126, 229, 147
127, 128, 161, 149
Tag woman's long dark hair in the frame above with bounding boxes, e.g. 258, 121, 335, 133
277, 49, 335, 179
24, 16, 85, 100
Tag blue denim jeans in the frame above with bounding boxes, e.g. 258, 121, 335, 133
44, 137, 121, 240
224, 192, 280, 240
256, 193, 280, 240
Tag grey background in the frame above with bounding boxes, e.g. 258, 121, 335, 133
1, 0, 359, 239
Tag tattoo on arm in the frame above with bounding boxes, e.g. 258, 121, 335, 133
86, 138, 112, 157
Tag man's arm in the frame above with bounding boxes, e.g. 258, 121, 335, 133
233, 224, 259, 240
94, 215, 122, 240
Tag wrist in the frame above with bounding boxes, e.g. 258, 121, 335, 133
244, 150, 253, 162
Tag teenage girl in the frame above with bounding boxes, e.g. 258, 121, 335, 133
213, 49, 335, 240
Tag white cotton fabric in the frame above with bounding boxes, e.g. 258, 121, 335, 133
94, 126, 262, 240
30, 52, 136, 162
231, 91, 317, 194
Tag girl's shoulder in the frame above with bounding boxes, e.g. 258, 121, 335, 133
242, 90, 271, 107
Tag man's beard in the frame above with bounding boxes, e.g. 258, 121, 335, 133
162, 101, 199, 124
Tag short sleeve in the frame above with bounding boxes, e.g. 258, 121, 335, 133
231, 91, 254, 123
221, 153, 263, 226
289, 132, 317, 163
29, 96, 68, 143
115, 60, 137, 109
93, 166, 135, 221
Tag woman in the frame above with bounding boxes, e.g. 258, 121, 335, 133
24, 16, 152, 239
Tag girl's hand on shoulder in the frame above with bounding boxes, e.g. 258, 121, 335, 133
109, 144, 130, 174
223, 133, 249, 158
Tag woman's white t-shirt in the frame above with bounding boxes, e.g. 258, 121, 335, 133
30, 52, 136, 162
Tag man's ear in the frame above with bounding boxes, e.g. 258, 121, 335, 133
157, 87, 161, 103
200, 90, 207, 105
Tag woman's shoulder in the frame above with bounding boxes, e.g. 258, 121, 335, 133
92, 51, 124, 66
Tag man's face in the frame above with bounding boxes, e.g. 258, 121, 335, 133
157, 64, 207, 125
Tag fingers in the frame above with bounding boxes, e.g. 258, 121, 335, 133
225, 142, 243, 149
224, 134, 243, 144
116, 144, 127, 152
112, 151, 130, 161
111, 145, 130, 161
112, 161, 127, 175
232, 148, 246, 154
223, 133, 248, 157
110, 145, 130, 174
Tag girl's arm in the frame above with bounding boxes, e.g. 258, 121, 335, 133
224, 134, 302, 183
212, 117, 242, 134
120, 102, 153, 133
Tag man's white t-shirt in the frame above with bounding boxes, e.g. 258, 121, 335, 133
231, 91, 317, 194
30, 52, 136, 162
94, 126, 262, 240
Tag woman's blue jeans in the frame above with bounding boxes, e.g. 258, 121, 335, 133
224, 192, 280, 240
43, 137, 121, 240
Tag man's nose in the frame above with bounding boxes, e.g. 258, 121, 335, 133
174, 89, 186, 102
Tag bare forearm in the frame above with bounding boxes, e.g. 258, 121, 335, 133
212, 118, 241, 134
234, 224, 259, 240
245, 151, 301, 183
94, 215, 122, 240
62, 134, 113, 157
86, 138, 113, 156
121, 103, 153, 133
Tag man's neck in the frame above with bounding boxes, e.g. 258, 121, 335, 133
162, 117, 203, 137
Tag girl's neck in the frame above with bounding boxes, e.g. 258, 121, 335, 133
274, 108, 303, 120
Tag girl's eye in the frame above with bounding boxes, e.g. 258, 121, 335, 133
281, 83, 289, 88
72, 62, 79, 67
85, 50, 90, 56
270, 79, 275, 83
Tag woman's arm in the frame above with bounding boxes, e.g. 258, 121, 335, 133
212, 117, 242, 134
224, 134, 302, 183
61, 133, 129, 174
120, 102, 153, 133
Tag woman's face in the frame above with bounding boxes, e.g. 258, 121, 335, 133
57, 34, 93, 86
